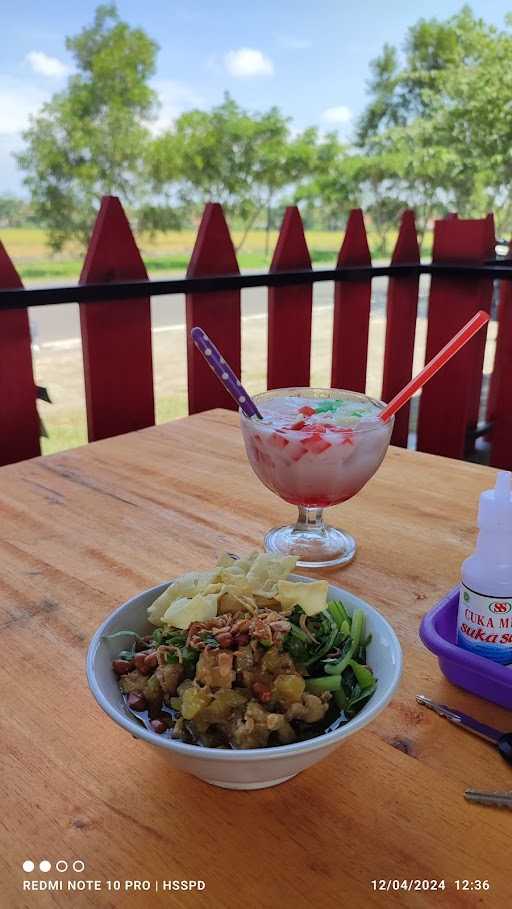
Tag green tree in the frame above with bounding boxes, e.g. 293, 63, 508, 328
150, 94, 317, 251
357, 6, 495, 144
17, 4, 158, 250
0, 195, 32, 228
357, 6, 512, 239
294, 133, 364, 231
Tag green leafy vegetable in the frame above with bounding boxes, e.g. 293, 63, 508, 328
345, 681, 378, 716
334, 688, 348, 710
180, 645, 199, 675
284, 606, 338, 667
283, 603, 378, 724
348, 659, 375, 689
327, 599, 349, 627
324, 608, 365, 675
199, 631, 221, 648
305, 675, 342, 694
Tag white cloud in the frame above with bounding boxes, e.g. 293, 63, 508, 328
26, 50, 71, 78
224, 48, 274, 78
150, 80, 203, 134
321, 105, 353, 125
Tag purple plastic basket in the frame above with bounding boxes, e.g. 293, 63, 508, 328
419, 587, 512, 710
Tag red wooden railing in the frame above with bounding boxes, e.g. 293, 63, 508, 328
0, 194, 510, 470
186, 203, 241, 414
488, 266, 512, 469
0, 242, 40, 465
331, 209, 372, 393
416, 214, 494, 459
268, 207, 312, 390
381, 211, 420, 448
80, 196, 155, 440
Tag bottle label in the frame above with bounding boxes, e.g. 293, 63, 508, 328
457, 584, 512, 664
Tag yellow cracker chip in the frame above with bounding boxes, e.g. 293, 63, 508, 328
276, 580, 329, 616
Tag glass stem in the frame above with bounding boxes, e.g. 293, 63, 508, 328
294, 505, 326, 535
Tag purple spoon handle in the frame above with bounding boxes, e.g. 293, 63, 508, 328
190, 327, 262, 419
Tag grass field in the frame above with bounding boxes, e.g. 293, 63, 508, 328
0, 225, 414, 280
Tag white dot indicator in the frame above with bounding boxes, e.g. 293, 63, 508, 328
39, 860, 51, 873
221, 372, 229, 380
239, 396, 246, 403
56, 860, 68, 872
204, 347, 212, 356
72, 860, 85, 873
22, 860, 34, 873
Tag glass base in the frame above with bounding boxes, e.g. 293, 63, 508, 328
264, 522, 356, 569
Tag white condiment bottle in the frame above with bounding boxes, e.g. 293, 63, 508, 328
457, 470, 512, 664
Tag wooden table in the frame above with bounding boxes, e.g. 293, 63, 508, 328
2, 410, 510, 908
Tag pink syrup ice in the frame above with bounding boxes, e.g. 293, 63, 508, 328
241, 391, 393, 507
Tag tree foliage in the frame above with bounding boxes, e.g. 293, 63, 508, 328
0, 195, 33, 228
17, 4, 158, 250
149, 94, 316, 249
356, 6, 512, 237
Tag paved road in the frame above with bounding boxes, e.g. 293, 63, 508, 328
27, 279, 339, 348
28, 274, 430, 348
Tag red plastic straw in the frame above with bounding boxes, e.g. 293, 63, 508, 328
380, 310, 490, 423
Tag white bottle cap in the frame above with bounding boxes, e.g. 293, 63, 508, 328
478, 471, 512, 531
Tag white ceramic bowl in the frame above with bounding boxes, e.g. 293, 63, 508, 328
87, 575, 402, 789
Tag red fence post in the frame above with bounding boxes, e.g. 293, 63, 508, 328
489, 275, 512, 469
79, 196, 154, 442
466, 214, 496, 443
186, 204, 241, 414
486, 233, 509, 432
0, 242, 40, 465
416, 215, 494, 459
267, 207, 312, 389
331, 210, 372, 392
381, 211, 420, 447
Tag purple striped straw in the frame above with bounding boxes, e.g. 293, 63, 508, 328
191, 327, 262, 419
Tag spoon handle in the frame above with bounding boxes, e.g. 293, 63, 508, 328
498, 732, 512, 766
191, 326, 262, 419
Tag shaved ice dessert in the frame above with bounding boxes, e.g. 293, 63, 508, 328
241, 390, 392, 508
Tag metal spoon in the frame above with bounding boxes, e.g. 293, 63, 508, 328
465, 788, 512, 808
416, 694, 512, 766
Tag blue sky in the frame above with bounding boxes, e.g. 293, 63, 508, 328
1, 0, 512, 194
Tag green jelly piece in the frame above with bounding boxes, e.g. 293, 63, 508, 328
315, 400, 342, 413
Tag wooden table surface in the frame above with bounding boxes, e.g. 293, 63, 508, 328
2, 410, 511, 909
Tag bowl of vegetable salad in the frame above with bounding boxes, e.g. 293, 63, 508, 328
87, 552, 402, 789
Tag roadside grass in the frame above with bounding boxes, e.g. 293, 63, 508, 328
40, 393, 189, 455
41, 411, 87, 455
